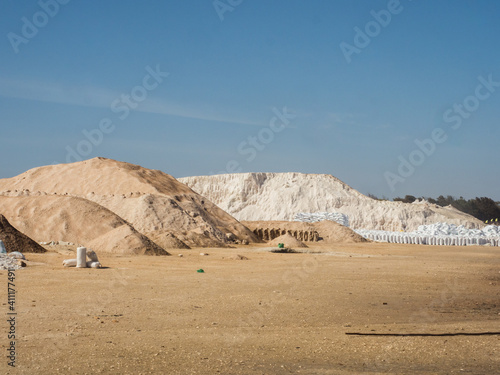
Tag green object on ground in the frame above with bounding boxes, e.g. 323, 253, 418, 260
197, 269, 205, 273
278, 243, 284, 248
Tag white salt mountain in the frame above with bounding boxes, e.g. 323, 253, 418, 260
179, 173, 483, 231
0, 158, 257, 250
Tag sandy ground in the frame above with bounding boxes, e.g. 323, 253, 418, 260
0, 243, 499, 374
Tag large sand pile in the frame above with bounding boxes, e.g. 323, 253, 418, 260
180, 173, 483, 231
0, 196, 168, 255
0, 158, 258, 248
243, 220, 368, 244
0, 214, 46, 253
269, 233, 308, 248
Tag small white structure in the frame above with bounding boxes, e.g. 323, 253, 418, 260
63, 248, 102, 268
76, 247, 87, 268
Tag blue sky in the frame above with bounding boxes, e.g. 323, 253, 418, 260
1, 0, 499, 200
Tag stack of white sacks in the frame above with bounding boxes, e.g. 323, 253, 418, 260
63, 247, 102, 268
294, 212, 349, 227
355, 223, 500, 247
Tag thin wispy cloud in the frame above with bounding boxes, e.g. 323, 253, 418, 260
140, 97, 263, 126
0, 78, 262, 127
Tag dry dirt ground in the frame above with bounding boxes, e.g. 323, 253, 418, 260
1, 242, 499, 374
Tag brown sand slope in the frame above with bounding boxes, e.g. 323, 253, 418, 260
0, 214, 46, 253
243, 220, 368, 243
0, 195, 168, 255
269, 233, 308, 248
0, 158, 258, 247
144, 231, 191, 250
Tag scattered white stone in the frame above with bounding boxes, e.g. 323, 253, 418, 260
8, 251, 25, 260
0, 254, 23, 270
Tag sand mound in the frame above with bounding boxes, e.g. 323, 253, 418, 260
0, 157, 193, 197
0, 214, 46, 253
0, 195, 168, 255
243, 220, 368, 244
145, 231, 191, 250
180, 173, 483, 231
314, 220, 369, 243
88, 225, 167, 255
0, 158, 258, 247
269, 233, 308, 248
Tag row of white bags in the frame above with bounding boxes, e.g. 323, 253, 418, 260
294, 212, 349, 227
355, 230, 500, 247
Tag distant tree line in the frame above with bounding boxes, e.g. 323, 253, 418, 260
393, 195, 500, 223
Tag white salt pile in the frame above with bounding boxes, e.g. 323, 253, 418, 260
294, 212, 349, 227
179, 172, 483, 231
355, 223, 500, 247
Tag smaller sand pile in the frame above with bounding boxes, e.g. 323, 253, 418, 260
314, 221, 368, 243
0, 214, 46, 253
88, 226, 169, 255
269, 233, 308, 248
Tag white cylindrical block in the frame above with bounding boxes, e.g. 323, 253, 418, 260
77, 247, 87, 268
